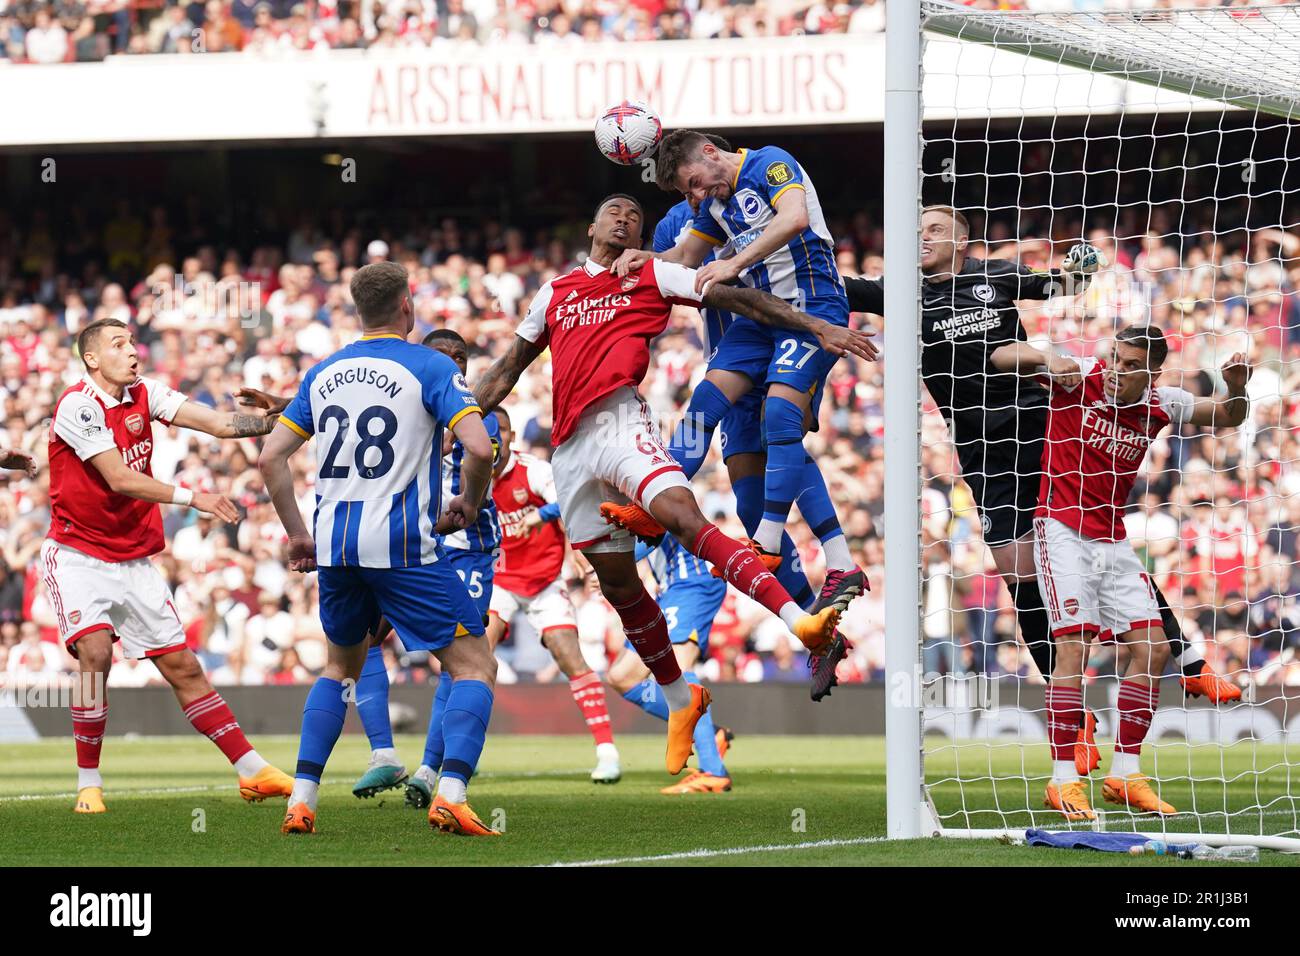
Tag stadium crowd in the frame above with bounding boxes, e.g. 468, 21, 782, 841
5, 0, 1290, 64
0, 184, 1296, 692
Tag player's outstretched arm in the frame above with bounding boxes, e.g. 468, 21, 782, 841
256, 422, 315, 572
474, 335, 543, 413
170, 398, 284, 439
989, 342, 1082, 388
612, 232, 714, 277
694, 188, 809, 294
87, 448, 240, 522
1185, 352, 1251, 428
703, 283, 879, 361
235, 387, 291, 416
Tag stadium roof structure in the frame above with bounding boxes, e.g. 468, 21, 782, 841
923, 0, 1300, 120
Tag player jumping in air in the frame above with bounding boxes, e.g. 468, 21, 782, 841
260, 262, 501, 836
44, 318, 294, 814
844, 207, 1240, 771
474, 194, 875, 774
991, 326, 1250, 819
653, 183, 857, 700
606, 536, 733, 793
611, 133, 877, 643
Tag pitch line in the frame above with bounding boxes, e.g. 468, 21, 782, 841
540, 836, 888, 867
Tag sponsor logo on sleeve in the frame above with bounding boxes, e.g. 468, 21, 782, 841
765, 161, 793, 187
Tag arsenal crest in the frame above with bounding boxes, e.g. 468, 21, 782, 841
513, 487, 528, 504
69, 610, 82, 625
621, 274, 638, 291
1064, 597, 1079, 616
125, 412, 145, 436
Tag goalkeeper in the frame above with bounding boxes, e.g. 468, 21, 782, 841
842, 207, 1239, 765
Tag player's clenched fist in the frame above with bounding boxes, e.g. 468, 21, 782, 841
1221, 352, 1251, 389
1061, 242, 1107, 276
287, 533, 317, 573
193, 491, 241, 524
815, 321, 880, 362
1047, 353, 1083, 390
443, 494, 479, 530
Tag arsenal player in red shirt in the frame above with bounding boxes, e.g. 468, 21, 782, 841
993, 326, 1250, 822
475, 194, 876, 774
44, 318, 295, 814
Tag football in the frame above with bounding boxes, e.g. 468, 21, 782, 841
594, 100, 662, 165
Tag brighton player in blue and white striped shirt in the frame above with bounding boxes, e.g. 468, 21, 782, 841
347, 329, 506, 806
259, 261, 503, 837
615, 131, 877, 689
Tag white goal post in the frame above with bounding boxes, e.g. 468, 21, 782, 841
884, 1, 1300, 853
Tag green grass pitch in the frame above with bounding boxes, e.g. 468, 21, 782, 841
1, 735, 1297, 866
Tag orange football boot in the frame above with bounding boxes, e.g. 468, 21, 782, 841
599, 501, 666, 545
281, 802, 316, 834
1179, 660, 1243, 703
660, 771, 733, 795
792, 605, 841, 656
239, 765, 295, 802
666, 683, 711, 774
709, 538, 781, 577
74, 787, 106, 814
429, 795, 502, 836
1043, 780, 1096, 821
715, 725, 734, 760
1075, 710, 1101, 776
1102, 774, 1176, 815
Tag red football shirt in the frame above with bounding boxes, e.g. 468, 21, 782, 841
1037, 358, 1194, 542
516, 257, 704, 446
48, 375, 187, 562
492, 452, 566, 597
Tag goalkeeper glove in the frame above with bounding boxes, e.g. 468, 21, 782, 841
1062, 241, 1108, 275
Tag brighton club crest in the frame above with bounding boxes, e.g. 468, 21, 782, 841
124, 413, 145, 436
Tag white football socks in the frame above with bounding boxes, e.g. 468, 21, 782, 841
779, 602, 805, 631
78, 767, 103, 790
1110, 752, 1140, 778
437, 775, 467, 804
289, 778, 320, 810
370, 747, 401, 768
1052, 761, 1078, 786
661, 677, 692, 712
234, 750, 269, 778
822, 534, 855, 572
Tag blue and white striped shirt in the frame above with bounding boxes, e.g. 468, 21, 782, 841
279, 334, 483, 568
442, 411, 502, 555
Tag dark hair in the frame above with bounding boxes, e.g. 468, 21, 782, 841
77, 318, 129, 361
493, 407, 511, 430
593, 193, 643, 223
349, 261, 409, 327
703, 132, 732, 152
655, 129, 712, 193
1115, 325, 1169, 368
422, 328, 467, 349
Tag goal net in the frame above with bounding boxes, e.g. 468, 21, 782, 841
893, 1, 1300, 852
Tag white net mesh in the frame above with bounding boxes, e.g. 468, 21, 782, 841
917, 1, 1300, 848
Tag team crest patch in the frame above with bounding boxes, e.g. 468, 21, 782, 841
1064, 598, 1079, 616
980, 513, 992, 534
765, 161, 793, 187
69, 610, 81, 625
621, 274, 638, 291
124, 412, 144, 436
513, 487, 528, 504
973, 283, 995, 302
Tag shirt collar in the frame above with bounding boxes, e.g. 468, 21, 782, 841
583, 258, 609, 276
82, 374, 135, 408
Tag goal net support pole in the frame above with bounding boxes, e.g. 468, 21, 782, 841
882, 0, 925, 842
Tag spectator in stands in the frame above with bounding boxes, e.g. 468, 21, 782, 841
24, 5, 67, 62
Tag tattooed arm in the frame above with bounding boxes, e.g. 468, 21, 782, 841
170, 400, 281, 438
701, 284, 880, 361
474, 335, 545, 413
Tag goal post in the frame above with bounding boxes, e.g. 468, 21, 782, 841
884, 0, 1300, 853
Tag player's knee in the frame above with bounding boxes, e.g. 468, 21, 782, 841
654, 490, 706, 543
763, 394, 805, 445
75, 632, 114, 671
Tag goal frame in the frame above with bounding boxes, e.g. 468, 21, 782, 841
882, 0, 1300, 852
